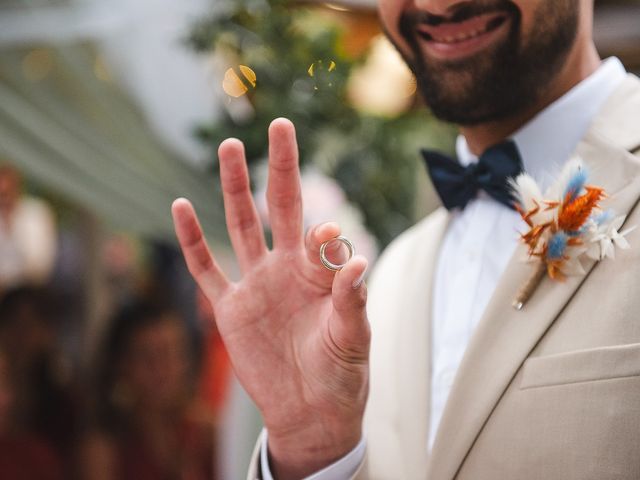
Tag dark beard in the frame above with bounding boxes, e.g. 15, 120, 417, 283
392, 0, 580, 125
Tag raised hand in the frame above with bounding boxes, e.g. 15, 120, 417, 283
171, 118, 370, 479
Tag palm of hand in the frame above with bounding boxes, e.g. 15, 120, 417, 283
217, 250, 367, 428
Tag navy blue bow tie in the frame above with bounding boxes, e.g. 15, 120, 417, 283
421, 140, 524, 211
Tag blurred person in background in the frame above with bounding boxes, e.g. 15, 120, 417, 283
195, 289, 231, 422
0, 286, 77, 476
0, 346, 63, 480
0, 165, 57, 293
79, 300, 216, 480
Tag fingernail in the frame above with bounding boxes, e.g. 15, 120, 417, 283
352, 267, 367, 289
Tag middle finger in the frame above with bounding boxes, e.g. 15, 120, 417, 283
266, 118, 303, 250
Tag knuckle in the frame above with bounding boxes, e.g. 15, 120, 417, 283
180, 226, 204, 249
222, 171, 249, 196
228, 215, 257, 233
325, 322, 369, 365
266, 187, 300, 209
270, 154, 298, 171
187, 247, 214, 277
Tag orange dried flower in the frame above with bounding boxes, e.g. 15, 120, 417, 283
521, 223, 552, 254
547, 260, 566, 281
557, 186, 604, 232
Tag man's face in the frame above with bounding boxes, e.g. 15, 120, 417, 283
379, 0, 581, 125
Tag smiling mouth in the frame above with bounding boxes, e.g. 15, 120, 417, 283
416, 12, 508, 45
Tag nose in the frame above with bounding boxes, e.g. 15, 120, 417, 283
413, 0, 472, 16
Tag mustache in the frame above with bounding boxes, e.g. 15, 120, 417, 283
399, 0, 519, 31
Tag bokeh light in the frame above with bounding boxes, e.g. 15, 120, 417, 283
307, 60, 336, 90
21, 48, 53, 82
347, 36, 417, 117
222, 65, 257, 98
93, 54, 113, 83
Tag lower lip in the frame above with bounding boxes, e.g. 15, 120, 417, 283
417, 18, 511, 61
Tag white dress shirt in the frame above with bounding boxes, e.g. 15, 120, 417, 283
260, 57, 627, 480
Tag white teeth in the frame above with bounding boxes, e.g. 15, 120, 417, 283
433, 25, 489, 44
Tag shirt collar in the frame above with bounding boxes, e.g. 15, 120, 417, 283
456, 57, 627, 191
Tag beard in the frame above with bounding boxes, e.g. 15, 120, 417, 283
392, 0, 580, 125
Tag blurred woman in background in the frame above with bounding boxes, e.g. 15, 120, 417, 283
79, 301, 216, 480
0, 286, 75, 477
0, 346, 63, 480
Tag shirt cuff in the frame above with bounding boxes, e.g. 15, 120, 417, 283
259, 429, 366, 480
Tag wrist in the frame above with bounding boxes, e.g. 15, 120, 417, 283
266, 419, 363, 480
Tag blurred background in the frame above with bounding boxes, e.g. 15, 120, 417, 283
0, 0, 638, 478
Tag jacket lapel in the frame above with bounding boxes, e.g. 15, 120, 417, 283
426, 74, 640, 480
394, 210, 449, 476
364, 208, 450, 479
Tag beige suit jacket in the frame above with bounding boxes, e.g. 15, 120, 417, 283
249, 74, 640, 480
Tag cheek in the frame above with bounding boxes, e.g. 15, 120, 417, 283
378, 1, 402, 42
513, 1, 539, 41
380, 19, 414, 61
377, 0, 395, 24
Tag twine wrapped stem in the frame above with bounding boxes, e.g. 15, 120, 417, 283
512, 261, 547, 310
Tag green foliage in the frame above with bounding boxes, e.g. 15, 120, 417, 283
188, 0, 455, 247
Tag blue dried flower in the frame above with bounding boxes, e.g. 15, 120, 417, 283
547, 232, 568, 260
563, 168, 588, 202
591, 209, 614, 226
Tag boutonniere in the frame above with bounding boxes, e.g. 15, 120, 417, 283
510, 158, 636, 310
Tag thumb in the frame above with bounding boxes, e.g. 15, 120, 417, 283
329, 255, 370, 359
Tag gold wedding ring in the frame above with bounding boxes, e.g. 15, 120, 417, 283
319, 236, 355, 272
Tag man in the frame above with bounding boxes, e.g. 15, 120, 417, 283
172, 0, 640, 478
